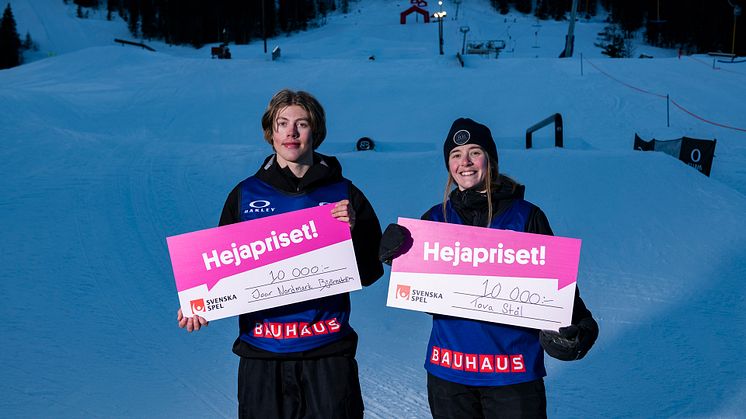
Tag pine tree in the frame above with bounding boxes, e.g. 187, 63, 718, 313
106, 0, 119, 20
22, 31, 38, 52
74, 0, 100, 7
595, 24, 632, 57
580, 0, 597, 18
535, 0, 549, 20
513, 0, 532, 14
548, 0, 569, 21
0, 4, 22, 69
140, 0, 156, 39
497, 0, 510, 15
127, 0, 140, 37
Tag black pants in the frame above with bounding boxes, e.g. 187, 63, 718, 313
427, 373, 547, 419
237, 356, 364, 419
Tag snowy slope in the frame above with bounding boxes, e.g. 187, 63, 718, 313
2, 0, 746, 418
8, 0, 131, 61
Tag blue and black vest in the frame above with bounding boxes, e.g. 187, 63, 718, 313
423, 199, 547, 386
237, 175, 352, 353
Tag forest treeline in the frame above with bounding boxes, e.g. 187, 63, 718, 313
70, 0, 346, 47
492, 0, 745, 56
71, 0, 746, 55
2, 0, 744, 70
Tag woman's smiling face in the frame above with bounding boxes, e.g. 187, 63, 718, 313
448, 144, 487, 190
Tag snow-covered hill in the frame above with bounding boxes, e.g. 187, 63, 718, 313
2, 0, 745, 417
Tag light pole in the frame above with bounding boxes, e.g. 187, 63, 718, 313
432, 10, 447, 55
460, 26, 470, 55
261, 0, 267, 53
728, 1, 741, 55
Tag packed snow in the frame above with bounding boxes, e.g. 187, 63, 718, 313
2, 0, 745, 417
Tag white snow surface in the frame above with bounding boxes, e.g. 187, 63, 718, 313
2, 0, 746, 417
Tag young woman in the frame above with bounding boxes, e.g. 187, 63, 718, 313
379, 117, 599, 419
178, 89, 384, 419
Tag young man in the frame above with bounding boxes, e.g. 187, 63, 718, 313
178, 89, 383, 419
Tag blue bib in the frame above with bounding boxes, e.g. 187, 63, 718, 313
237, 176, 352, 353
423, 199, 547, 386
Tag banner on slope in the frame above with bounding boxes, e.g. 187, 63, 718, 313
634, 134, 716, 176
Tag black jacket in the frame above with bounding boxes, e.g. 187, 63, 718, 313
424, 179, 594, 325
220, 152, 384, 359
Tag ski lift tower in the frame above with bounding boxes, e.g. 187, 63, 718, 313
559, 0, 578, 57
452, 0, 462, 20
648, 0, 668, 45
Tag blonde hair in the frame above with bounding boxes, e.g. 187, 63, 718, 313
261, 89, 327, 149
442, 154, 520, 226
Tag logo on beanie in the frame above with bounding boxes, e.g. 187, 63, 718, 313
453, 129, 470, 145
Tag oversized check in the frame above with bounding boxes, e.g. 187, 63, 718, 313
167, 204, 361, 321
387, 218, 581, 331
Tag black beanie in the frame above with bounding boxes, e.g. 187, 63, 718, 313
443, 118, 498, 168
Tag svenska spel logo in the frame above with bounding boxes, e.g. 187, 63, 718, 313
396, 285, 411, 300
190, 298, 205, 313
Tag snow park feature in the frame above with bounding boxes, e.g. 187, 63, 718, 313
525, 113, 564, 149
113, 38, 155, 52
2, 0, 746, 417
401, 4, 431, 25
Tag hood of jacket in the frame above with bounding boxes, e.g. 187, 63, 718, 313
256, 152, 344, 193
449, 175, 526, 226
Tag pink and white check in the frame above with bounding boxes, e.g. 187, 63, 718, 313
166, 204, 361, 321
387, 218, 582, 331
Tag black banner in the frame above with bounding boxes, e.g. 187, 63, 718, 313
678, 137, 717, 177
633, 134, 655, 151
633, 134, 716, 177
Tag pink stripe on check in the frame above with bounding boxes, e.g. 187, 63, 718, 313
392, 218, 580, 290
167, 204, 351, 291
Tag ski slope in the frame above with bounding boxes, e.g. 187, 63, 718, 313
2, 0, 746, 417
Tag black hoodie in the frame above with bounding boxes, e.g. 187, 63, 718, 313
219, 152, 384, 359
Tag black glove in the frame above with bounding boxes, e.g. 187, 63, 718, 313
539, 316, 598, 361
378, 223, 413, 265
